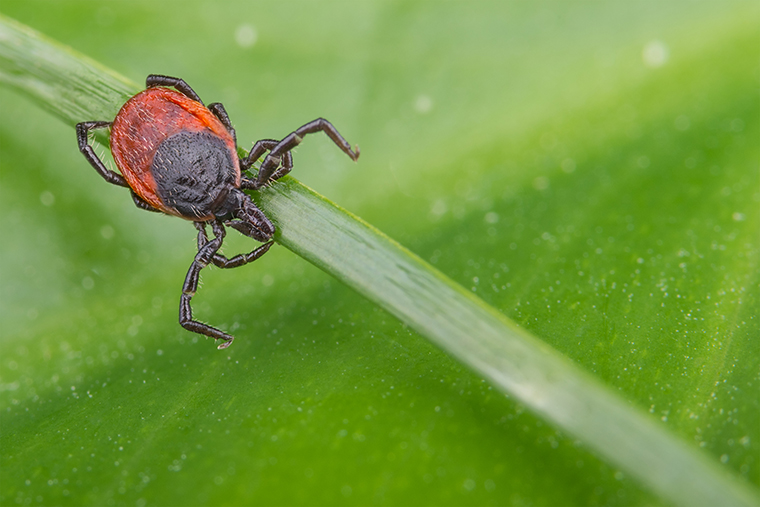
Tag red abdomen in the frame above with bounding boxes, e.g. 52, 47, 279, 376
110, 87, 240, 219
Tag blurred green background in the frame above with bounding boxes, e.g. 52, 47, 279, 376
1, 1, 758, 506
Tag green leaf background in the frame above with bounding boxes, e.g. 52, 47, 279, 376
1, 1, 758, 506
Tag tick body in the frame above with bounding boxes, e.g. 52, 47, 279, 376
111, 86, 240, 220
77, 75, 359, 349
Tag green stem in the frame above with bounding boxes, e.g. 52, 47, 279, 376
1, 14, 757, 507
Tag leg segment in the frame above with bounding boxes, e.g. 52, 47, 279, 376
239, 139, 293, 189
131, 192, 161, 213
180, 221, 234, 349
76, 122, 129, 187
241, 139, 280, 171
195, 222, 274, 268
208, 102, 237, 145
252, 118, 360, 189
146, 74, 204, 105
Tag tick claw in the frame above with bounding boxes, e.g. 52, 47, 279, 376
217, 337, 234, 350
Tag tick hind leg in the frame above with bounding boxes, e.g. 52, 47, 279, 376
250, 118, 360, 189
78, 122, 163, 214
131, 192, 161, 213
208, 102, 237, 145
76, 122, 129, 187
146, 74, 204, 105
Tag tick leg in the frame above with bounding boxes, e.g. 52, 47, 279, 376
131, 192, 161, 213
208, 102, 237, 145
214, 242, 274, 268
146, 74, 204, 105
239, 139, 293, 189
253, 118, 359, 189
76, 122, 129, 188
241, 139, 278, 170
195, 222, 274, 268
180, 221, 234, 349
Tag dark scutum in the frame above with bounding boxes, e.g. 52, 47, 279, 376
151, 131, 237, 219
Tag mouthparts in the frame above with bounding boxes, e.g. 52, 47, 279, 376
225, 193, 275, 242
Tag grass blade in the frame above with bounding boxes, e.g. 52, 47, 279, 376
1, 13, 757, 507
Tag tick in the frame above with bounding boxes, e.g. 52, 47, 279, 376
77, 74, 359, 349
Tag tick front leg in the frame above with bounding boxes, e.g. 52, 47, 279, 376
195, 222, 274, 268
239, 139, 293, 189
254, 118, 360, 188
180, 221, 234, 349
